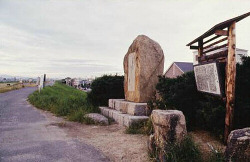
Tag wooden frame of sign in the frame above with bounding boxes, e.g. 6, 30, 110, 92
187, 12, 250, 143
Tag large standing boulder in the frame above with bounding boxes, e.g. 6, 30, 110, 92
225, 128, 250, 162
124, 35, 164, 103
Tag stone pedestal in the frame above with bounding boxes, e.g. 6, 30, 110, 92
148, 110, 187, 161
109, 99, 149, 116
124, 35, 164, 103
225, 127, 250, 162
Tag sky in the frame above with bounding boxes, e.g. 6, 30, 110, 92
0, 0, 249, 78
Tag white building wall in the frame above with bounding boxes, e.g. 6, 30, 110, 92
193, 48, 248, 65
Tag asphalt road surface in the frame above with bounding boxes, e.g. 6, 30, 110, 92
0, 87, 109, 162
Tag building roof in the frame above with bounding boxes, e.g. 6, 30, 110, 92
174, 62, 193, 73
187, 12, 250, 46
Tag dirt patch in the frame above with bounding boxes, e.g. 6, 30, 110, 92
37, 109, 226, 162
39, 110, 149, 162
190, 131, 226, 159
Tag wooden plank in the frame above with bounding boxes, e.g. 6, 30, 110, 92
199, 50, 228, 62
203, 43, 227, 54
190, 46, 199, 50
203, 35, 220, 45
203, 37, 228, 50
224, 22, 236, 143
215, 30, 228, 36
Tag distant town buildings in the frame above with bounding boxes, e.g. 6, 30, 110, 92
0, 76, 39, 83
65, 77, 72, 86
63, 77, 93, 91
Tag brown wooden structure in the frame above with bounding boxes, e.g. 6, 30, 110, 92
187, 12, 250, 143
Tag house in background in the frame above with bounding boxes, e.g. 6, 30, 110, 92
164, 62, 193, 78
65, 77, 72, 86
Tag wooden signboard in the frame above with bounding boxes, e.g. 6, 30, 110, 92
194, 62, 224, 96
187, 12, 250, 142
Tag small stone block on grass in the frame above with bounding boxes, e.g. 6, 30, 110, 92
85, 113, 109, 125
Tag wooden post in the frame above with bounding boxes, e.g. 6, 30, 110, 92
198, 40, 203, 64
224, 22, 236, 143
43, 74, 46, 88
198, 40, 203, 57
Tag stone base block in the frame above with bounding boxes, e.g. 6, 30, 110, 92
151, 110, 187, 143
108, 99, 148, 116
99, 106, 149, 127
148, 110, 187, 161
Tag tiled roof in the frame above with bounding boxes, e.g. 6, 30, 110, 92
174, 62, 194, 73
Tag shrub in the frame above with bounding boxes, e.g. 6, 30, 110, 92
151, 57, 250, 138
235, 56, 250, 129
153, 72, 225, 135
88, 75, 124, 106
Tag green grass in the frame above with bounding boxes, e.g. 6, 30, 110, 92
149, 134, 226, 162
149, 135, 203, 162
207, 150, 225, 162
28, 82, 99, 123
125, 119, 153, 135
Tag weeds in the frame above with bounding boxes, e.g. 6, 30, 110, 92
164, 136, 202, 162
125, 119, 153, 135
149, 135, 203, 162
207, 150, 225, 162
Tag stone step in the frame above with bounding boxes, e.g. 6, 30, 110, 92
99, 106, 149, 127
108, 99, 148, 116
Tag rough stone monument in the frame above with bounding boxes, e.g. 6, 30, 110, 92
124, 35, 164, 103
148, 110, 187, 161
99, 35, 164, 127
225, 128, 250, 162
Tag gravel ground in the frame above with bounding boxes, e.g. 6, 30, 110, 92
0, 87, 109, 162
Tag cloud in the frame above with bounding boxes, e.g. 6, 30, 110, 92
0, 0, 249, 78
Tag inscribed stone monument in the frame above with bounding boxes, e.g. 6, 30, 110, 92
124, 35, 164, 103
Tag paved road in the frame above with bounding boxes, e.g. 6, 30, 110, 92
0, 87, 109, 162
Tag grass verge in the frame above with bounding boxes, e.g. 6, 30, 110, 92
0, 83, 24, 93
28, 82, 99, 123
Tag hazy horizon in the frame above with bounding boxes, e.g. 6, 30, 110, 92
1, 0, 250, 78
